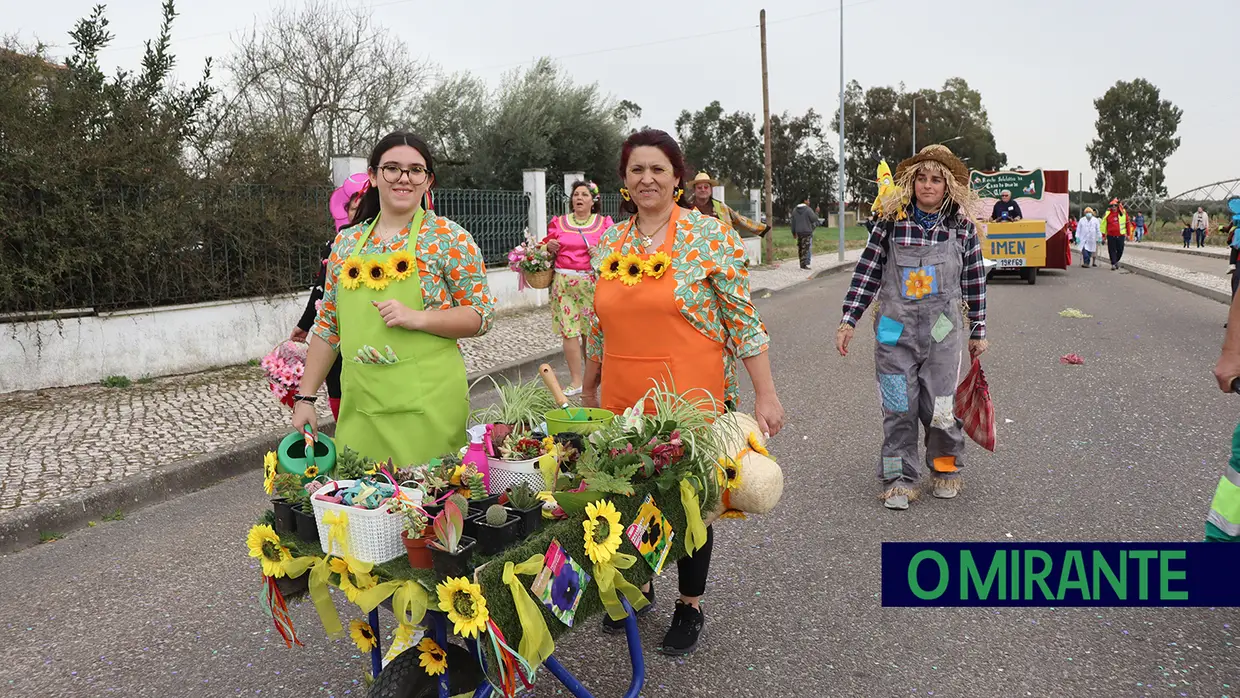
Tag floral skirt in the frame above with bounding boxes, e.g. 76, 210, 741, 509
551, 272, 596, 339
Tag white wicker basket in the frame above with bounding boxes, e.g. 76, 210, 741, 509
311, 479, 416, 564
486, 456, 547, 495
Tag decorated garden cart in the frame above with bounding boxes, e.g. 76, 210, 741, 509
247, 368, 783, 698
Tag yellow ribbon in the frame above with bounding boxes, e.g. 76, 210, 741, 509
502, 554, 555, 667
594, 552, 650, 622
322, 510, 350, 557
538, 453, 559, 490
680, 479, 708, 556
307, 556, 344, 638
353, 579, 429, 628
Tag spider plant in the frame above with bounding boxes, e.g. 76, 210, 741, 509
469, 375, 558, 431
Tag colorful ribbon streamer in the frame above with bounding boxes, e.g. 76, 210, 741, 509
261, 575, 304, 648
680, 479, 708, 555
593, 551, 650, 622
501, 554, 555, 668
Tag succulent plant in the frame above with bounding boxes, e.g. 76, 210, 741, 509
506, 481, 540, 510
485, 504, 508, 527
466, 472, 486, 500
448, 492, 470, 517
334, 446, 372, 480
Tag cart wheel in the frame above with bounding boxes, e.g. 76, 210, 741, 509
369, 642, 483, 698
1024, 267, 1038, 285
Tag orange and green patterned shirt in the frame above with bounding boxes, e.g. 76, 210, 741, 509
585, 209, 769, 404
312, 214, 495, 349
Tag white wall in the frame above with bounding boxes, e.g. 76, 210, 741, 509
0, 268, 545, 393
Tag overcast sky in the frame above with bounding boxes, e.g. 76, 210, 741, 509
10, 0, 1238, 197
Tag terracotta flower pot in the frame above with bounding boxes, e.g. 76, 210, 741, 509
401, 531, 435, 569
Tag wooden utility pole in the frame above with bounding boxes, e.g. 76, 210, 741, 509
760, 9, 774, 263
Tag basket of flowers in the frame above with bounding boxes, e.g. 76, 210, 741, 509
260, 340, 307, 409
508, 235, 554, 290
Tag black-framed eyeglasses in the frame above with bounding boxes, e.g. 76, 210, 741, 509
378, 164, 431, 184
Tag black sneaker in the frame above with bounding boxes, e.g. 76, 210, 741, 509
658, 600, 705, 656
602, 584, 655, 634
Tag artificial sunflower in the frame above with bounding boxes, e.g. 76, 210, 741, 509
718, 455, 742, 490
619, 253, 644, 287
246, 524, 290, 578
746, 432, 770, 457
644, 251, 671, 279
340, 258, 364, 290
329, 556, 376, 602
303, 464, 319, 479
262, 450, 278, 495
436, 577, 489, 638
905, 269, 933, 300
349, 619, 377, 653
363, 259, 389, 291
600, 251, 623, 281
386, 250, 416, 281
582, 499, 623, 564
417, 637, 448, 676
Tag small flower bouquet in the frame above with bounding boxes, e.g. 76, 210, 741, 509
508, 235, 554, 290
260, 341, 307, 409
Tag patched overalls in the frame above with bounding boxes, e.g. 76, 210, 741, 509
873, 225, 968, 490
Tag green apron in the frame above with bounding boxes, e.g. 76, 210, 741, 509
334, 210, 469, 468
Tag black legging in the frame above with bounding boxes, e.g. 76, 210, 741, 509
677, 525, 713, 597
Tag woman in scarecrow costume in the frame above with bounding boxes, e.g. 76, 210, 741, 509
836, 145, 989, 510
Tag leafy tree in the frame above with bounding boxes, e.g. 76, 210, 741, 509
674, 101, 763, 190
838, 78, 1006, 204
1086, 78, 1182, 200
769, 109, 837, 218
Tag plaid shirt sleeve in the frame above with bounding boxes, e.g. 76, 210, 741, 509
840, 225, 888, 327
961, 222, 987, 340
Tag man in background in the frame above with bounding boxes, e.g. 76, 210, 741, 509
990, 190, 1023, 222
791, 195, 821, 270
685, 171, 770, 238
1193, 207, 1210, 248
1104, 199, 1128, 270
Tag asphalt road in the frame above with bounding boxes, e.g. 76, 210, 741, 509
1, 264, 1237, 698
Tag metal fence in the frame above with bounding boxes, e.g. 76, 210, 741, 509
434, 189, 531, 267
546, 184, 630, 224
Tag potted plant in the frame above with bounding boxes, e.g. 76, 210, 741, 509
469, 376, 559, 440
505, 481, 544, 538
390, 500, 433, 569
291, 492, 319, 545
429, 498, 476, 577
475, 504, 521, 556
464, 466, 501, 511
270, 473, 302, 535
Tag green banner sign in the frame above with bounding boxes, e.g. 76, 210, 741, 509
970, 170, 1045, 200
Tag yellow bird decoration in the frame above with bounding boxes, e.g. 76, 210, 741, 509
871, 160, 906, 220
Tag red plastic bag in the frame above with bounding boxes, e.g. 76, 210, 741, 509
955, 358, 996, 452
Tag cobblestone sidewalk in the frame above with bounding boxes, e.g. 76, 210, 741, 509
1, 253, 860, 513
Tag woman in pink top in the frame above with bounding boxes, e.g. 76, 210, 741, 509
544, 180, 615, 394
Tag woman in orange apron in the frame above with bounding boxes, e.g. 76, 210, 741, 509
292, 132, 495, 469
582, 129, 785, 656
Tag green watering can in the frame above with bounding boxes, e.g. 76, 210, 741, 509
277, 425, 336, 483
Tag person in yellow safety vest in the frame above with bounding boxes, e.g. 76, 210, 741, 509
1208, 292, 1240, 541
1102, 199, 1129, 270
684, 172, 771, 238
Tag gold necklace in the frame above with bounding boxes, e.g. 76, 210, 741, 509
634, 213, 671, 249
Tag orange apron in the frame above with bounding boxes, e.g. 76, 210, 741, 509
594, 210, 726, 414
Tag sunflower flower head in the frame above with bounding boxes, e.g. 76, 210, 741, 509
718, 455, 742, 490
363, 259, 390, 291
340, 258, 364, 290
349, 619, 377, 653
600, 251, 623, 281
303, 465, 319, 480
246, 524, 290, 578
436, 577, 490, 638
262, 450, 278, 495
746, 432, 770, 457
619, 253, 644, 287
644, 251, 671, 279
386, 251, 416, 281
582, 499, 623, 564
417, 637, 448, 675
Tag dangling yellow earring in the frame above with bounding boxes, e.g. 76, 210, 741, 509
620, 188, 631, 201
673, 187, 684, 201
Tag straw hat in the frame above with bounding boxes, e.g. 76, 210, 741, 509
689, 172, 719, 187
1084, 207, 1095, 215
894, 144, 969, 188
704, 412, 784, 526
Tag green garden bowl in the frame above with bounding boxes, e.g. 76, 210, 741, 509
277, 431, 336, 482
544, 408, 615, 435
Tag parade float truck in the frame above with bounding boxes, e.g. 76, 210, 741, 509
970, 169, 1071, 285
